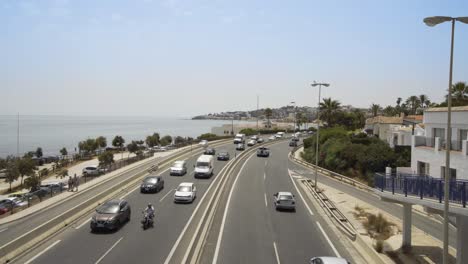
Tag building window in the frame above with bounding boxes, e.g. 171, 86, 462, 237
460, 129, 468, 146
417, 161, 430, 176
441, 166, 457, 180
433, 128, 445, 140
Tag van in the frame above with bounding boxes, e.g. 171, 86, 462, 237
233, 134, 245, 144
194, 155, 214, 178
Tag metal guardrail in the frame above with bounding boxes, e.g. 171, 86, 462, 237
289, 145, 373, 192
301, 178, 357, 240
375, 173, 468, 208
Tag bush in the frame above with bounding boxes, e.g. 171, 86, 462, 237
374, 239, 384, 253
198, 133, 218, 140
239, 128, 257, 136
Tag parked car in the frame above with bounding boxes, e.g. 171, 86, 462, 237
204, 148, 216, 155
90, 199, 131, 232
256, 137, 264, 143
170, 160, 187, 176
0, 169, 6, 179
257, 147, 270, 157
140, 175, 164, 193
273, 192, 296, 211
250, 135, 258, 141
199, 140, 209, 147
309, 257, 350, 264
174, 182, 197, 203
82, 165, 103, 176
247, 139, 256, 146
268, 136, 276, 141
8, 191, 28, 199
40, 181, 68, 193
289, 140, 298, 147
217, 151, 230, 161
236, 143, 245, 151
0, 197, 27, 210
292, 136, 300, 142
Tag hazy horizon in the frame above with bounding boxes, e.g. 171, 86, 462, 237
3, 0, 468, 116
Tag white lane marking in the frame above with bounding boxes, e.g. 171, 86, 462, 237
75, 218, 91, 229
24, 240, 61, 264
0, 227, 7, 233
273, 241, 281, 264
287, 169, 314, 216
316, 221, 341, 258
159, 189, 174, 202
265, 160, 268, 166
212, 154, 255, 264
94, 237, 124, 264
264, 193, 268, 207
264, 172, 266, 180
164, 158, 233, 264
119, 185, 141, 199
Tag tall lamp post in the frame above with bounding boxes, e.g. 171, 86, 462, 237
311, 81, 330, 190
290, 101, 296, 132
424, 16, 468, 264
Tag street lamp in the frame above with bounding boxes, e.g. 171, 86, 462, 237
290, 101, 296, 132
311, 81, 330, 190
424, 16, 468, 264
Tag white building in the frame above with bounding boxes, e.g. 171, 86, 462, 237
411, 106, 468, 179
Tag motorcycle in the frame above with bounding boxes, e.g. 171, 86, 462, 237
141, 211, 154, 230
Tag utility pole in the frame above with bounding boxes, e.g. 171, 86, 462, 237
17, 113, 19, 157
256, 95, 259, 131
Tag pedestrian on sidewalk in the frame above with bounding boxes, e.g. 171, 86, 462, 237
74, 174, 80, 192
68, 176, 73, 192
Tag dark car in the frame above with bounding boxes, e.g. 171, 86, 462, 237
204, 148, 216, 155
140, 176, 164, 193
90, 199, 131, 232
289, 141, 298, 147
257, 147, 270, 157
257, 138, 264, 143
217, 151, 230, 161
292, 137, 300, 142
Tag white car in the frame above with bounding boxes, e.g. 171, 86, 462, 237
174, 182, 197, 203
82, 165, 103, 176
309, 257, 350, 264
268, 136, 276, 141
199, 140, 208, 147
170, 160, 187, 176
273, 191, 296, 211
247, 139, 256, 146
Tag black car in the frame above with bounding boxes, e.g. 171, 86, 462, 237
204, 148, 216, 155
90, 199, 131, 232
289, 141, 298, 147
217, 151, 230, 161
292, 137, 300, 142
140, 176, 164, 193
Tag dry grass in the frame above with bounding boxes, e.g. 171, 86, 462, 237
353, 206, 396, 241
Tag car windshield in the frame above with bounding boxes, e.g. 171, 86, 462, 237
177, 186, 191, 192
173, 163, 184, 168
97, 202, 120, 214
219, 152, 228, 155
197, 162, 210, 167
144, 178, 158, 184
279, 195, 293, 200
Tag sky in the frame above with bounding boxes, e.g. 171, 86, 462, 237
2, 0, 468, 117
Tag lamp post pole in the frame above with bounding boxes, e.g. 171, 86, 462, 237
311, 81, 330, 190
423, 16, 468, 264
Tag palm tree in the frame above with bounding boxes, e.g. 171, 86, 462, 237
419, 94, 431, 108
405, 96, 421, 115
396, 97, 402, 107
383, 106, 396, 117
264, 108, 273, 128
319, 98, 341, 126
370, 103, 381, 117
452, 81, 468, 103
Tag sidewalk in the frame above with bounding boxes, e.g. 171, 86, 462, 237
0, 151, 139, 194
0, 148, 179, 225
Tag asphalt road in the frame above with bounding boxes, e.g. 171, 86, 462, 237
12, 142, 240, 264
210, 141, 351, 264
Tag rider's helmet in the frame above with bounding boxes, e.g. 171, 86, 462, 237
148, 203, 152, 208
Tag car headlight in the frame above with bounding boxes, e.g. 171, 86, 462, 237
91, 216, 97, 222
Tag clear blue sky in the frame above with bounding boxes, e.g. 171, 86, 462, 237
2, 0, 468, 117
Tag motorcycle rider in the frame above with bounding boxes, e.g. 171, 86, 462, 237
144, 203, 155, 221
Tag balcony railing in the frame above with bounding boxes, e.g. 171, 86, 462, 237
414, 136, 435, 147
414, 136, 464, 151
374, 173, 468, 208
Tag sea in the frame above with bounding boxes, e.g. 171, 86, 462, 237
0, 115, 253, 158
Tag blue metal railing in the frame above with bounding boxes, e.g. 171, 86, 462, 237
374, 173, 468, 208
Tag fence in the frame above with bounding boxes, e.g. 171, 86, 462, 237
374, 173, 468, 208
414, 136, 435, 147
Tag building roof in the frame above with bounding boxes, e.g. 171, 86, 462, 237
425, 106, 468, 112
365, 116, 403, 125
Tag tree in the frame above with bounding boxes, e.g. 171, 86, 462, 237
98, 151, 114, 168
405, 96, 421, 115
35, 147, 43, 158
174, 136, 186, 145
450, 81, 468, 106
126, 141, 139, 157
319, 98, 342, 127
419, 94, 430, 108
160, 135, 173, 146
58, 169, 68, 179
198, 133, 217, 140
17, 157, 37, 186
60, 147, 68, 156
396, 97, 402, 107
369, 103, 381, 117
79, 138, 98, 154
24, 175, 41, 192
112, 136, 125, 150
5, 160, 19, 191
96, 136, 107, 149
382, 106, 396, 117
295, 112, 305, 130
239, 128, 257, 136
0, 158, 6, 170
145, 133, 160, 148
264, 108, 273, 128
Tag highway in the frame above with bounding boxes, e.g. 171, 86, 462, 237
5, 137, 457, 264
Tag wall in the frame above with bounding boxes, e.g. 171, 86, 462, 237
424, 111, 468, 141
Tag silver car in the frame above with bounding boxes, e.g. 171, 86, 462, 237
273, 192, 296, 211
309, 257, 350, 264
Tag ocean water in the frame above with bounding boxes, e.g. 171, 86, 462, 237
0, 115, 251, 157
